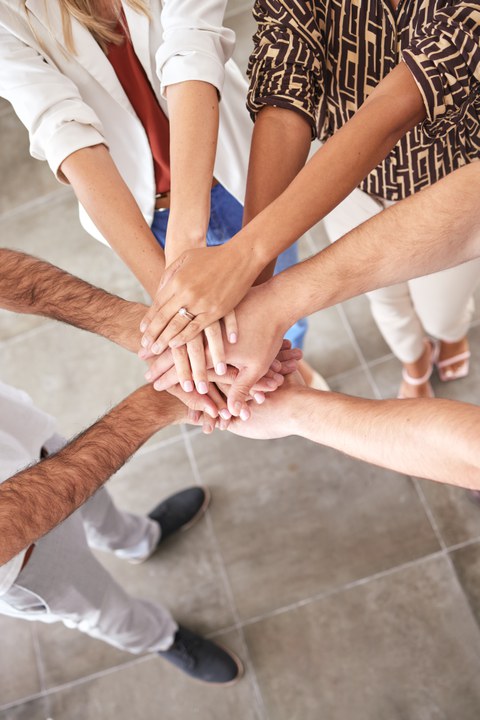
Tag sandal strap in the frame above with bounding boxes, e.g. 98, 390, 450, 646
402, 366, 433, 387
401, 338, 437, 387
436, 350, 471, 369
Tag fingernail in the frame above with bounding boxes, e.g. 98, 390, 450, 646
141, 336, 150, 348
254, 392, 265, 404
140, 321, 147, 333
183, 381, 194, 392
216, 362, 227, 375
271, 359, 281, 371
229, 333, 237, 344
284, 360, 297, 370
152, 343, 160, 354
138, 348, 148, 359
240, 407, 250, 421
198, 382, 208, 394
219, 408, 231, 419
274, 373, 284, 383
153, 381, 162, 391
144, 370, 152, 381
233, 401, 241, 416
266, 378, 278, 389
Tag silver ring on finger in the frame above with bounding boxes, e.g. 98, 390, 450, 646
178, 307, 195, 321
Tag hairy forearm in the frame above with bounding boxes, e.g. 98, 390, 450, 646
232, 62, 425, 273
0, 385, 182, 565
60, 144, 165, 295
0, 249, 146, 352
165, 81, 219, 256
243, 107, 311, 283
266, 161, 480, 330
290, 388, 480, 487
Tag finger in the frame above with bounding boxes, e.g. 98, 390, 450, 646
207, 383, 231, 421
167, 384, 218, 419
143, 348, 174, 383
168, 315, 215, 349
140, 296, 179, 350
223, 310, 238, 344
200, 411, 215, 434
204, 322, 227, 376
139, 260, 183, 333
149, 309, 191, 355
276, 347, 303, 363
250, 390, 266, 404
187, 335, 209, 394
171, 346, 194, 392
153, 366, 179, 391
227, 365, 264, 419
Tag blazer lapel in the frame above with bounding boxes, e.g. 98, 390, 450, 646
25, 0, 134, 114
123, 2, 154, 85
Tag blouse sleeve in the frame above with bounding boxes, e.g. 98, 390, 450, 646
402, 2, 480, 134
246, 0, 325, 138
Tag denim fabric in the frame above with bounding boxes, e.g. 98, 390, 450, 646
151, 183, 307, 348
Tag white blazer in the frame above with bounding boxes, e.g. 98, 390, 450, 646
0, 0, 252, 244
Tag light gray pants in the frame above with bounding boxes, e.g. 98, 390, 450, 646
324, 188, 480, 363
0, 488, 177, 654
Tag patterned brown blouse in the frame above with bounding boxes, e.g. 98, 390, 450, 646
247, 0, 480, 200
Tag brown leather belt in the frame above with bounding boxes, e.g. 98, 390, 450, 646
154, 178, 219, 211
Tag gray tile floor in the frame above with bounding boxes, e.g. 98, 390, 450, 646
2, 8, 480, 720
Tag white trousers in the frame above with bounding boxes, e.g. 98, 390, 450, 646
0, 487, 177, 654
323, 188, 480, 363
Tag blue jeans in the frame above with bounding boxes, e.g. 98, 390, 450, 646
151, 183, 307, 348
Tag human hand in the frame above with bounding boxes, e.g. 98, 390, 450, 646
224, 371, 308, 440
139, 241, 260, 354
219, 282, 295, 417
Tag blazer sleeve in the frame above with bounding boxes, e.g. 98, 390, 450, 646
0, 26, 106, 182
246, 0, 325, 138
402, 2, 480, 135
155, 0, 235, 97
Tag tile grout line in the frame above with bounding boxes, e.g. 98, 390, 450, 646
6, 532, 480, 714
208, 534, 480, 639
335, 303, 384, 399
181, 426, 269, 720
0, 654, 154, 714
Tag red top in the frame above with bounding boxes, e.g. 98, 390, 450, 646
107, 18, 170, 194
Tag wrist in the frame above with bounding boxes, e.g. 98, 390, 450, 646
131, 385, 184, 432
116, 301, 148, 352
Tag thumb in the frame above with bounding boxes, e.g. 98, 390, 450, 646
227, 364, 262, 419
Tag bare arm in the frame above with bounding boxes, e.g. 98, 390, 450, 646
227, 379, 480, 488
265, 161, 480, 331
243, 106, 311, 284
0, 248, 145, 351
164, 81, 219, 263
0, 385, 185, 565
60, 145, 165, 296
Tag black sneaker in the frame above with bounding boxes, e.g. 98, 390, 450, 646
159, 625, 243, 684
149, 486, 210, 545
128, 486, 210, 564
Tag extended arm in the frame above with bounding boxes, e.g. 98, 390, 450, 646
204, 161, 480, 412
227, 379, 480, 488
60, 145, 165, 296
0, 385, 186, 565
0, 248, 145, 351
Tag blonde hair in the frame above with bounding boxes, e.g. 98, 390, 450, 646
26, 1, 150, 53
